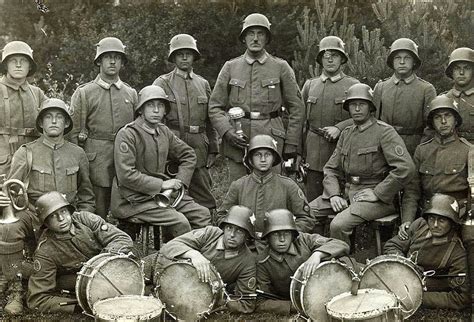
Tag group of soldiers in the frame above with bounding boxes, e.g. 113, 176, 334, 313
0, 11, 473, 317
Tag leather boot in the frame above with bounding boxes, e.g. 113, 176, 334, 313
4, 279, 23, 315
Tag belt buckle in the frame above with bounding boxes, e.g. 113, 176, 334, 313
250, 112, 261, 119
350, 176, 360, 184
189, 125, 199, 134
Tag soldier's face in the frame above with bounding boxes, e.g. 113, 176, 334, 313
244, 27, 268, 54
99, 52, 123, 76
45, 206, 72, 234
427, 214, 453, 238
6, 54, 30, 79
392, 50, 414, 77
40, 108, 69, 138
322, 50, 342, 75
452, 62, 473, 87
141, 99, 166, 126
268, 230, 293, 253
348, 99, 371, 124
251, 148, 274, 173
174, 49, 195, 72
432, 109, 457, 138
223, 224, 247, 250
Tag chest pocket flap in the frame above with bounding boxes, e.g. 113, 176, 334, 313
197, 96, 208, 104
419, 163, 434, 175
66, 166, 79, 175
229, 79, 246, 88
32, 165, 52, 175
357, 146, 378, 155
307, 96, 317, 104
444, 163, 465, 175
262, 78, 280, 88
334, 97, 345, 104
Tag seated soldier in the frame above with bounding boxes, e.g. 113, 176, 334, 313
143, 205, 257, 313
111, 85, 210, 242
216, 134, 314, 239
256, 209, 349, 314
27, 191, 133, 313
384, 193, 469, 310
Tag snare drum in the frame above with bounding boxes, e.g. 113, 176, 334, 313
326, 288, 401, 322
359, 254, 424, 318
154, 261, 225, 321
75, 253, 145, 314
290, 259, 356, 321
93, 295, 163, 322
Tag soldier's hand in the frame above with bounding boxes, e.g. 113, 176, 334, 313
398, 221, 411, 240
0, 192, 11, 208
322, 126, 341, 142
161, 179, 183, 191
302, 251, 323, 279
330, 196, 348, 213
353, 188, 379, 203
190, 252, 212, 283
206, 153, 217, 169
224, 129, 247, 150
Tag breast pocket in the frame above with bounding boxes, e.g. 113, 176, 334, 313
229, 79, 246, 105
31, 165, 54, 191
444, 163, 466, 176
334, 97, 345, 122
357, 146, 379, 174
262, 78, 281, 103
66, 166, 79, 192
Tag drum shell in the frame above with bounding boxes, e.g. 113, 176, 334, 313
93, 295, 163, 322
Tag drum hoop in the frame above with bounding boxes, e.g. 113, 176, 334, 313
361, 254, 424, 285
93, 295, 163, 319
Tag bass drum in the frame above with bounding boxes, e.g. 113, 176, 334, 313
75, 253, 145, 314
290, 259, 356, 322
93, 295, 163, 322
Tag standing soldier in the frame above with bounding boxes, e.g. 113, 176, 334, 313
0, 41, 45, 175
69, 37, 138, 219
209, 13, 305, 181
153, 34, 218, 211
373, 38, 436, 155
302, 36, 359, 201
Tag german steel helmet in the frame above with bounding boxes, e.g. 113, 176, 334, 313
342, 83, 375, 112
36, 98, 73, 135
168, 34, 201, 62
262, 209, 298, 238
244, 134, 282, 168
1, 41, 37, 76
35, 191, 75, 224
445, 47, 474, 79
426, 95, 462, 129
387, 38, 421, 70
423, 193, 461, 224
239, 13, 272, 43
135, 85, 170, 117
94, 37, 127, 65
317, 36, 349, 65
219, 205, 256, 238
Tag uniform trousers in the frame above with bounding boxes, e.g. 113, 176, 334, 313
188, 167, 216, 209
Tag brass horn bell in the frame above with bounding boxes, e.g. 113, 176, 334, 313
0, 179, 29, 224
155, 186, 185, 208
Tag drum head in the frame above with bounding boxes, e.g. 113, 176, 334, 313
359, 255, 423, 318
93, 295, 163, 320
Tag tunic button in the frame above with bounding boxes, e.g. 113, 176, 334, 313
452, 169, 456, 173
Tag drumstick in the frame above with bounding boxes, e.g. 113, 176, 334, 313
367, 266, 410, 311
96, 269, 125, 296
256, 289, 286, 300
59, 300, 78, 306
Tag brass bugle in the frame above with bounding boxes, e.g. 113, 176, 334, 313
0, 179, 29, 224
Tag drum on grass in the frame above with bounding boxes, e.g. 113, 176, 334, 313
326, 288, 401, 322
154, 261, 225, 320
290, 259, 356, 321
76, 253, 145, 314
359, 254, 424, 318
93, 295, 163, 322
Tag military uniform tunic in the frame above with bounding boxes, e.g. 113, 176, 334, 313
27, 211, 133, 313
384, 217, 469, 309
447, 87, 474, 142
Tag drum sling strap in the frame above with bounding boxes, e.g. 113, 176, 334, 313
438, 238, 458, 270
0, 83, 15, 154
466, 141, 474, 220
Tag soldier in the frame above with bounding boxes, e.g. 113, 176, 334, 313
144, 205, 257, 313
216, 134, 314, 238
69, 37, 138, 219
111, 85, 211, 242
153, 34, 218, 210
302, 36, 359, 201
312, 83, 415, 245
256, 209, 349, 313
384, 194, 469, 309
373, 38, 436, 155
209, 13, 304, 181
0, 41, 46, 176
27, 191, 133, 313
8, 98, 95, 211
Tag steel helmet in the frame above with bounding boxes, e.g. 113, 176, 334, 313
135, 85, 170, 117
36, 98, 73, 135
387, 38, 421, 70
262, 209, 298, 239
244, 134, 282, 168
426, 95, 462, 129
94, 37, 128, 65
35, 191, 75, 224
1, 41, 37, 76
219, 205, 256, 239
316, 36, 349, 65
445, 47, 474, 79
168, 34, 201, 62
423, 193, 461, 224
239, 13, 272, 43
342, 83, 376, 112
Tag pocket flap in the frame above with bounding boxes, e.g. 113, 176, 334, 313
168, 96, 177, 103
334, 97, 345, 104
271, 127, 286, 139
31, 165, 52, 175
262, 78, 280, 87
444, 163, 465, 174
66, 166, 79, 175
229, 78, 246, 88
87, 152, 97, 162
357, 146, 378, 155
419, 163, 434, 175
307, 96, 317, 103
197, 96, 208, 104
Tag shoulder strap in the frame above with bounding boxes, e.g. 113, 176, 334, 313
0, 83, 11, 130
78, 87, 89, 141
22, 144, 33, 189
438, 238, 458, 269
159, 76, 185, 139
467, 144, 474, 213
27, 86, 39, 109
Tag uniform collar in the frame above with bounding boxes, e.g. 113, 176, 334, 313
451, 86, 474, 97
0, 75, 29, 91
244, 50, 268, 65
320, 71, 344, 83
51, 221, 77, 240
431, 230, 457, 246
216, 236, 243, 259
94, 74, 123, 90
268, 242, 297, 262
391, 73, 416, 85
136, 117, 161, 136
175, 68, 194, 79
355, 116, 376, 132
434, 132, 458, 145
41, 135, 65, 150
251, 171, 274, 184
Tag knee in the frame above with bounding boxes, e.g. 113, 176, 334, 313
330, 215, 347, 233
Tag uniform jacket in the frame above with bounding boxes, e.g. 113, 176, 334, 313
384, 217, 469, 310
27, 211, 133, 313
8, 136, 95, 212
302, 72, 359, 171
402, 134, 470, 223
216, 171, 314, 235
373, 74, 436, 155
257, 232, 349, 298
111, 117, 196, 218
447, 87, 474, 142
0, 76, 45, 175
69, 75, 138, 187
209, 50, 304, 162
153, 68, 219, 167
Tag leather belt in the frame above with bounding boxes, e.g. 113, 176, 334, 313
346, 175, 385, 185
88, 131, 116, 141
0, 127, 38, 137
243, 110, 281, 120
393, 126, 424, 135
169, 124, 206, 134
